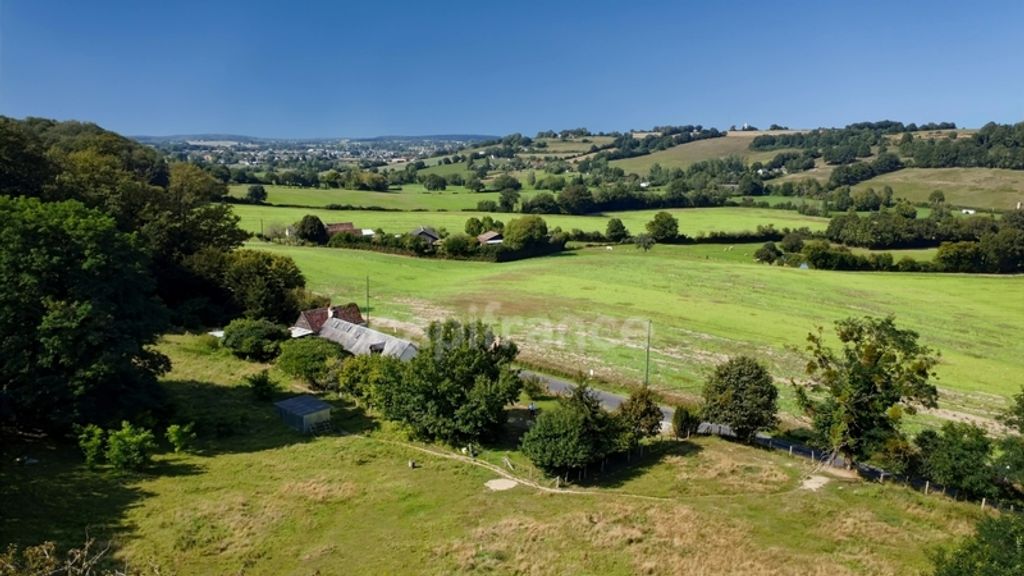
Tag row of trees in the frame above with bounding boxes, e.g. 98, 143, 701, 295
282, 213, 566, 261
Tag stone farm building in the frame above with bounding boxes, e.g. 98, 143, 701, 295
318, 318, 419, 362
291, 303, 365, 338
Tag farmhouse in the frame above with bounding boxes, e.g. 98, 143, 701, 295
325, 222, 356, 235
274, 395, 332, 433
477, 230, 503, 244
318, 317, 419, 361
292, 303, 365, 337
411, 226, 440, 243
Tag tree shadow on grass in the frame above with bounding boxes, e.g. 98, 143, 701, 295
0, 434, 200, 552
161, 379, 379, 456
574, 439, 704, 490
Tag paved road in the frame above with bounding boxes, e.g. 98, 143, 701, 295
522, 369, 850, 467
522, 370, 674, 423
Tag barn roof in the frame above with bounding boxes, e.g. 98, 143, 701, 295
477, 230, 503, 243
274, 394, 332, 417
294, 303, 366, 334
318, 318, 419, 361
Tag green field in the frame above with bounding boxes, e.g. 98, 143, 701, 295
230, 204, 830, 237
609, 132, 797, 175
1, 334, 984, 574
228, 183, 537, 212
254, 241, 1023, 424
853, 167, 1024, 210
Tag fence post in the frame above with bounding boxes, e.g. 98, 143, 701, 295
981, 498, 986, 511
811, 450, 814, 461
789, 446, 793, 456
925, 480, 929, 495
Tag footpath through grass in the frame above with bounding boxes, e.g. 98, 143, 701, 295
0, 334, 986, 575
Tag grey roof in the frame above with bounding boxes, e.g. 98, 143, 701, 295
274, 394, 332, 417
318, 318, 419, 361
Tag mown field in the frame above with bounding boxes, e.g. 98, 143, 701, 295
230, 204, 830, 238
609, 132, 797, 175
255, 241, 1024, 427
228, 183, 536, 212
1, 334, 986, 575
852, 167, 1024, 210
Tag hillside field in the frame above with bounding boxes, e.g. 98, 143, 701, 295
0, 334, 986, 575
254, 241, 1024, 426
609, 132, 797, 175
853, 167, 1024, 210
230, 204, 830, 238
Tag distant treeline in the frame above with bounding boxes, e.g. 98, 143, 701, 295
749, 120, 956, 151
598, 126, 725, 162
824, 209, 1024, 274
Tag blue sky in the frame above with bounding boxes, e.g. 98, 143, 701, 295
1, 0, 1022, 137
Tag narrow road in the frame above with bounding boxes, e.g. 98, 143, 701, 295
521, 369, 851, 467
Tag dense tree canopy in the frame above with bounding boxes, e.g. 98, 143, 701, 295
376, 320, 522, 444
0, 197, 169, 431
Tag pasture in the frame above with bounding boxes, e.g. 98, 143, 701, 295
230, 204, 830, 238
852, 167, 1024, 210
1, 333, 985, 575
228, 183, 533, 212
609, 132, 797, 175
255, 241, 1024, 425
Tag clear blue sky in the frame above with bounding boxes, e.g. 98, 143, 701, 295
2, 0, 1022, 137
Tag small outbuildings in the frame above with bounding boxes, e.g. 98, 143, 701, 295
274, 395, 333, 433
477, 230, 503, 245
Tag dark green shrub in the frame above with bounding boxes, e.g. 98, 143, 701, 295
521, 374, 547, 400
105, 421, 156, 471
672, 405, 700, 438
77, 424, 106, 468
245, 369, 278, 401
165, 422, 196, 454
222, 318, 289, 361
277, 338, 347, 389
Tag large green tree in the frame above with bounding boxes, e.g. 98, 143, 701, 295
616, 386, 664, 452
377, 320, 521, 444
702, 356, 779, 442
646, 211, 679, 242
0, 197, 169, 431
503, 215, 549, 250
930, 514, 1024, 576
795, 315, 939, 463
521, 383, 620, 477
915, 422, 995, 498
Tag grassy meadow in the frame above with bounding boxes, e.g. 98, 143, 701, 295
853, 167, 1024, 210
254, 241, 1024, 425
1, 333, 986, 575
230, 204, 830, 237
228, 183, 538, 212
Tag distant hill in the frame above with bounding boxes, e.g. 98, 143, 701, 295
609, 131, 799, 174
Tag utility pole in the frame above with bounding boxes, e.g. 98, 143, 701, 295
260, 218, 264, 237
644, 320, 652, 386
365, 275, 370, 326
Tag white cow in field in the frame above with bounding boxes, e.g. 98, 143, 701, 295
605, 246, 614, 251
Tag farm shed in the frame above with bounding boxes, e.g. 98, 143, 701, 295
274, 395, 332, 433
318, 318, 419, 361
